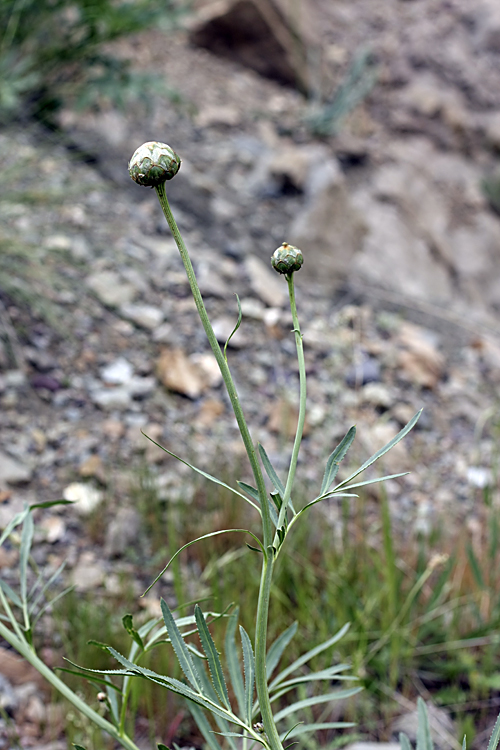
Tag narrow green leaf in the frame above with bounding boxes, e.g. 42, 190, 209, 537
416, 698, 433, 750
462, 736, 466, 750
161, 598, 203, 692
487, 711, 500, 750
188, 701, 224, 750
258, 444, 296, 514
225, 609, 245, 718
238, 481, 278, 527
224, 293, 243, 360
191, 653, 239, 750
466, 543, 485, 589
55, 667, 123, 692
273, 686, 362, 723
195, 604, 230, 709
281, 722, 355, 740
122, 613, 144, 650
335, 409, 422, 490
270, 667, 355, 701
30, 499, 74, 510
240, 626, 255, 726
293, 493, 358, 521
141, 433, 260, 513
270, 623, 350, 689
266, 622, 298, 680
20, 511, 34, 606
0, 579, 22, 608
321, 426, 356, 494
144, 529, 264, 595
158, 745, 171, 750
73, 745, 87, 750
106, 682, 120, 726
400, 733, 412, 750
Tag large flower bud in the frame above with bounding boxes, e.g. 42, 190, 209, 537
128, 141, 181, 187
271, 242, 304, 274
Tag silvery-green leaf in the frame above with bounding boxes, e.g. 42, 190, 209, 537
240, 626, 255, 726
273, 686, 362, 723
161, 598, 203, 692
106, 682, 120, 725
238, 481, 279, 527
488, 713, 500, 750
321, 426, 356, 494
266, 622, 298, 680
195, 605, 230, 709
281, 722, 355, 740
188, 700, 224, 750
400, 733, 412, 750
225, 609, 245, 717
0, 579, 22, 608
20, 511, 34, 606
416, 698, 433, 750
270, 623, 350, 690
258, 444, 296, 514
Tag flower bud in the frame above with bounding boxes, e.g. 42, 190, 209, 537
128, 141, 181, 187
271, 242, 303, 274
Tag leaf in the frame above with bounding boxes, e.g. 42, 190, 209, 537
400, 733, 412, 750
188, 701, 224, 750
270, 623, 350, 690
225, 608, 245, 718
258, 444, 296, 515
195, 604, 230, 709
240, 626, 255, 726
266, 622, 298, 680
20, 510, 34, 606
73, 745, 88, 750
334, 409, 422, 491
269, 666, 355, 701
122, 613, 144, 651
416, 698, 433, 750
320, 426, 356, 494
161, 598, 203, 692
462, 737, 466, 750
0, 505, 30, 547
237, 481, 278, 527
466, 542, 485, 589
0, 579, 22, 608
144, 529, 265, 595
487, 712, 500, 750
55, 668, 123, 692
106, 682, 120, 726
224, 293, 243, 360
281, 722, 355, 740
273, 686, 362, 723
158, 745, 171, 750
141, 433, 260, 513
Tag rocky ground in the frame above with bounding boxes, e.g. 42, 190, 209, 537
2, 0, 500, 747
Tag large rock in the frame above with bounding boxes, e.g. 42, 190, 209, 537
287, 159, 367, 285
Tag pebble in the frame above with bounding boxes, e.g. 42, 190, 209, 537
101, 357, 134, 384
119, 303, 164, 330
0, 451, 33, 485
86, 270, 137, 307
62, 482, 103, 515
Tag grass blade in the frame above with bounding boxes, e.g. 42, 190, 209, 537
281, 722, 355, 740
19, 511, 34, 620
320, 426, 356, 494
240, 626, 255, 726
270, 623, 350, 690
161, 598, 203, 692
225, 608, 245, 717
335, 409, 422, 490
195, 604, 230, 709
273, 687, 362, 722
266, 622, 298, 680
416, 698, 433, 750
0, 579, 22, 608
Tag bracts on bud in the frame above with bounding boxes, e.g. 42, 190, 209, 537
271, 242, 304, 275
128, 141, 181, 187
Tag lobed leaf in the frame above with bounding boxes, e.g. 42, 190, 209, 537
320, 426, 356, 494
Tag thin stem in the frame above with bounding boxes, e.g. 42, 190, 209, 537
0, 621, 141, 750
274, 272, 307, 543
255, 551, 283, 750
154, 183, 272, 548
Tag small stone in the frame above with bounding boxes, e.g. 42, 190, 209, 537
62, 482, 103, 515
40, 516, 66, 543
397, 323, 444, 389
101, 357, 134, 385
361, 383, 393, 409
105, 506, 142, 557
345, 357, 381, 387
245, 255, 287, 307
0, 451, 32, 485
72, 551, 106, 591
467, 466, 493, 488
196, 397, 225, 427
157, 348, 209, 399
86, 270, 137, 307
79, 454, 107, 484
91, 386, 132, 410
120, 303, 164, 330
31, 374, 61, 391
101, 418, 126, 441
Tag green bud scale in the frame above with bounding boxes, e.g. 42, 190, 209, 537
271, 242, 304, 274
128, 141, 181, 187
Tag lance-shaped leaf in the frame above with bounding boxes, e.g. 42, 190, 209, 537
20, 511, 34, 607
195, 604, 230, 709
225, 609, 245, 718
321, 426, 356, 495
273, 686, 362, 723
281, 722, 355, 740
400, 734, 412, 750
416, 698, 433, 750
266, 622, 298, 680
270, 622, 350, 690
269, 666, 356, 702
488, 712, 500, 750
334, 409, 422, 491
122, 613, 144, 651
190, 658, 238, 750
258, 444, 296, 514
237, 481, 278, 527
161, 598, 203, 692
240, 626, 255, 726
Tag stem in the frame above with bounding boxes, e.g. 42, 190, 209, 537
274, 273, 307, 543
255, 551, 283, 750
0, 621, 141, 750
154, 183, 272, 548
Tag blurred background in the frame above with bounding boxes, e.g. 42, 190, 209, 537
2, 0, 500, 748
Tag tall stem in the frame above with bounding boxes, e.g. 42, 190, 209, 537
255, 551, 283, 750
0, 622, 141, 750
155, 183, 272, 549
274, 272, 307, 543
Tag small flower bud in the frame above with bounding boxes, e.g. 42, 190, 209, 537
128, 141, 181, 187
271, 242, 303, 274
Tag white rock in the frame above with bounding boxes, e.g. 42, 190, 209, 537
101, 357, 134, 385
120, 303, 164, 330
86, 270, 137, 307
0, 451, 32, 485
91, 386, 132, 410
63, 482, 103, 515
